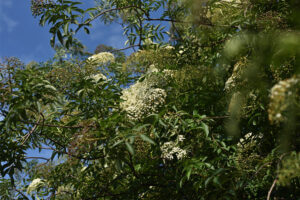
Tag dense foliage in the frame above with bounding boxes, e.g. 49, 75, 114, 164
1, 0, 300, 199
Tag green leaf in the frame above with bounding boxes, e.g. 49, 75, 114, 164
140, 134, 155, 145
201, 122, 209, 136
125, 142, 134, 155
44, 85, 57, 91
50, 151, 57, 161
186, 168, 192, 180
159, 119, 167, 127
57, 30, 64, 45
84, 27, 90, 34
50, 35, 55, 47
85, 7, 97, 13
111, 140, 123, 148
63, 22, 69, 34
133, 124, 150, 132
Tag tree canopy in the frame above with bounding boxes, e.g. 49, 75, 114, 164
1, 0, 300, 199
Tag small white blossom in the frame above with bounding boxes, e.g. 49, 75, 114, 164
88, 52, 115, 64
148, 64, 159, 73
161, 141, 187, 161
237, 132, 263, 148
244, 132, 252, 140
86, 73, 107, 83
27, 178, 44, 194
178, 135, 185, 142
275, 113, 282, 119
164, 45, 175, 50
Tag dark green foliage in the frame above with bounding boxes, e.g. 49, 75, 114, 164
1, 0, 299, 199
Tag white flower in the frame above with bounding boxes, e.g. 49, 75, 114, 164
164, 45, 175, 50
121, 69, 170, 120
178, 135, 185, 142
161, 141, 187, 161
88, 52, 115, 64
87, 73, 107, 83
121, 84, 167, 120
268, 77, 299, 123
148, 64, 159, 73
275, 113, 282, 119
237, 132, 263, 148
224, 76, 235, 91
27, 178, 44, 194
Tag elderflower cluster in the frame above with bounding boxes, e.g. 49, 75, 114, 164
88, 52, 115, 65
27, 178, 45, 194
224, 58, 247, 91
121, 82, 167, 120
237, 132, 263, 148
164, 45, 175, 50
268, 77, 299, 124
121, 67, 174, 120
178, 135, 185, 142
86, 73, 107, 83
161, 140, 187, 161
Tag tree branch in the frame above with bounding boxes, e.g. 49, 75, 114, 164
111, 45, 140, 52
22, 120, 92, 129
76, 5, 146, 32
25, 157, 50, 161
21, 118, 40, 145
14, 187, 30, 200
267, 178, 277, 200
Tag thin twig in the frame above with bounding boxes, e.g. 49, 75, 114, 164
200, 115, 230, 121
21, 119, 40, 145
267, 178, 277, 200
76, 5, 145, 32
111, 45, 140, 52
14, 187, 30, 200
22, 120, 92, 129
266, 153, 288, 200
145, 17, 238, 28
254, 162, 272, 176
25, 156, 50, 161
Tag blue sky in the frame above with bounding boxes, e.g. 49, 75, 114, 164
0, 0, 128, 63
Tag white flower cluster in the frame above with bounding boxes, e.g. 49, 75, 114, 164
237, 132, 263, 148
224, 76, 235, 91
88, 52, 115, 65
161, 139, 187, 161
268, 77, 299, 123
224, 59, 246, 91
27, 178, 44, 194
86, 73, 107, 83
121, 67, 173, 120
237, 132, 252, 148
121, 81, 167, 120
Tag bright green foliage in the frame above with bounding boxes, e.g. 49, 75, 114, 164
1, 0, 300, 199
